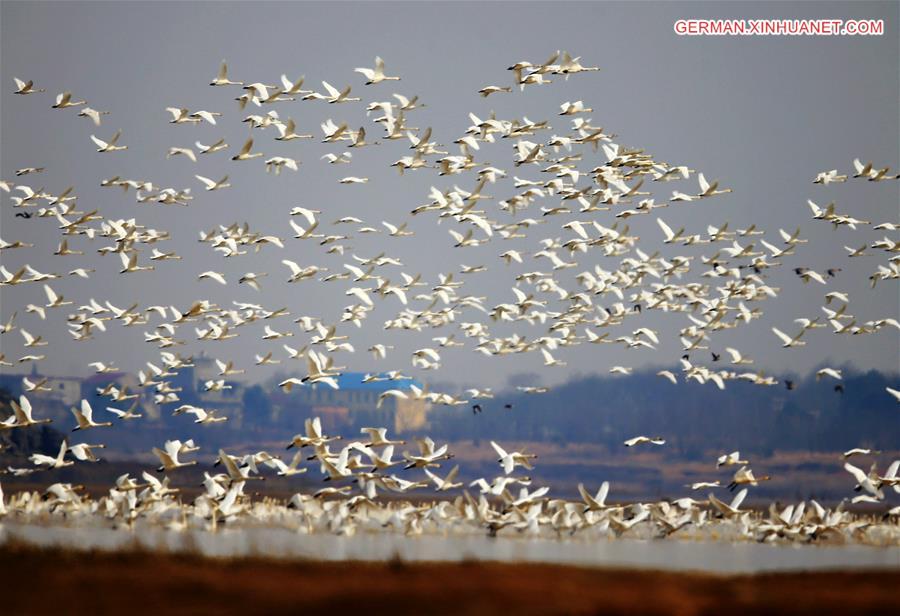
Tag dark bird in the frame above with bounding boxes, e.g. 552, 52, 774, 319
15, 167, 44, 176
472, 404, 482, 415
15, 212, 32, 219
711, 352, 721, 362
504, 403, 513, 410
785, 380, 795, 390
633, 304, 642, 313
834, 384, 845, 394
827, 268, 842, 277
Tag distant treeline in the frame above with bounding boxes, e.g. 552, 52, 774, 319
427, 368, 899, 458
2, 368, 898, 460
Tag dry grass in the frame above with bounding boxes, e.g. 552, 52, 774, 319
1, 541, 897, 615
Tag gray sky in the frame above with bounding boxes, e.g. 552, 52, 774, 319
1, 1, 898, 390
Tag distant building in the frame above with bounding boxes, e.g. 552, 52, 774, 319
0, 364, 428, 435
312, 406, 352, 433
279, 372, 428, 434
156, 353, 246, 425
0, 368, 81, 406
42, 376, 83, 406
0, 367, 88, 425
81, 372, 160, 420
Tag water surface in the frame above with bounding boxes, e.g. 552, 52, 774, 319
2, 522, 897, 573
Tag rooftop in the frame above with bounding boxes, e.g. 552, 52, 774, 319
332, 372, 422, 393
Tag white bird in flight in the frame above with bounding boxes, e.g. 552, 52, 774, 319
354, 57, 401, 85
91, 130, 127, 152
624, 436, 665, 447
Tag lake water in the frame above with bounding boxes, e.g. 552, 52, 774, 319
2, 522, 897, 573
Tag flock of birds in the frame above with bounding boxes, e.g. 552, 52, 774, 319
1, 51, 899, 545
0, 418, 898, 544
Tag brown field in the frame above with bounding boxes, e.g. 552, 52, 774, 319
1, 543, 897, 615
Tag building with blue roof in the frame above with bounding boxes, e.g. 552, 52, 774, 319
282, 372, 428, 433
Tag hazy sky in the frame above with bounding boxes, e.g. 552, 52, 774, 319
1, 1, 898, 390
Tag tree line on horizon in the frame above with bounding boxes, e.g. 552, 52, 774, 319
1, 367, 897, 461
